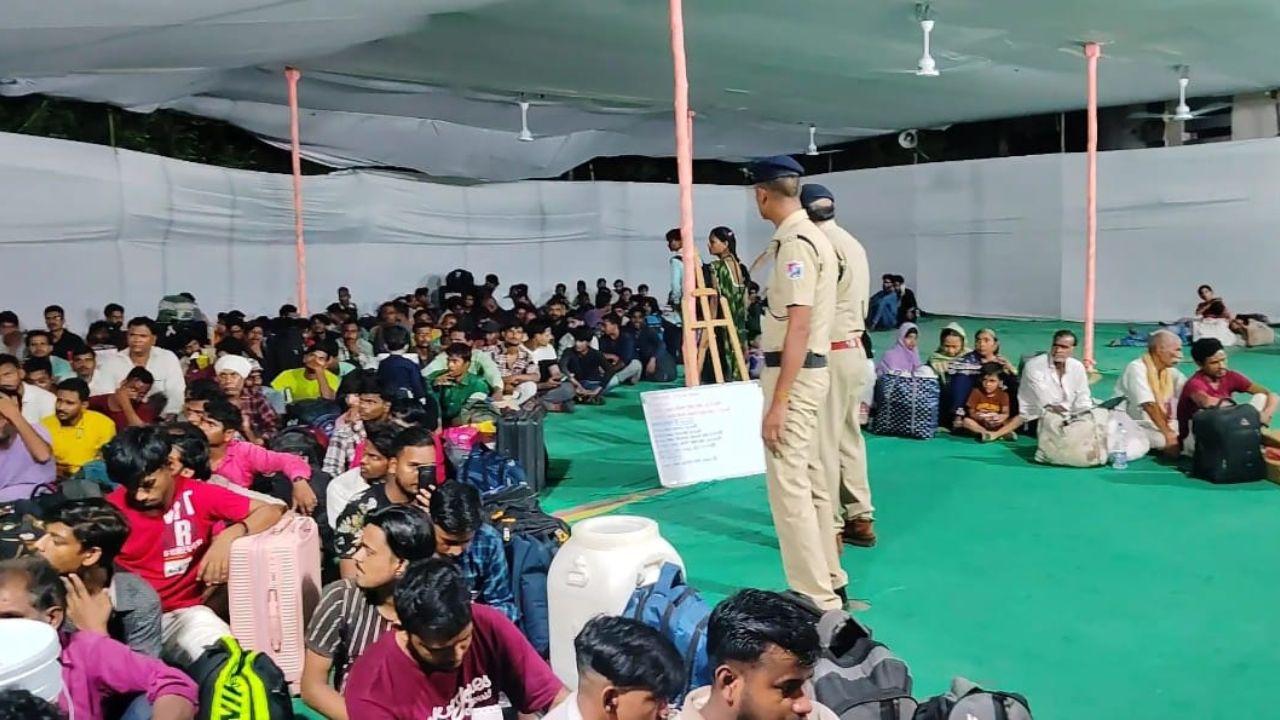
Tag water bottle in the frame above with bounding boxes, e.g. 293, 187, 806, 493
1111, 423, 1128, 469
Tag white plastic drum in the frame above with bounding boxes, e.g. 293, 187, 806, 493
0, 619, 63, 702
548, 515, 683, 688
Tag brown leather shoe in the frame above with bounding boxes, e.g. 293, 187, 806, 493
842, 518, 877, 547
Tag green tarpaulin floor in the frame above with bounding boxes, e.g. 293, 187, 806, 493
299, 317, 1280, 720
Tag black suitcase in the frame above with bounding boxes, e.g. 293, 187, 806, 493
498, 404, 548, 492
1192, 404, 1265, 483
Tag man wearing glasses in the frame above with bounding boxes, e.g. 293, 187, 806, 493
1016, 329, 1095, 436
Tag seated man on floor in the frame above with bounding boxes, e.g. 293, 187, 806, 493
0, 384, 54, 502
326, 422, 397, 530
99, 317, 187, 418
428, 344, 492, 426
303, 505, 436, 720
335, 425, 437, 577
0, 557, 198, 720
70, 343, 115, 397
545, 615, 685, 720
492, 321, 540, 406
1114, 330, 1186, 457
422, 328, 503, 399
192, 397, 317, 512
1014, 329, 1094, 436
23, 356, 56, 393
429, 481, 517, 621
0, 353, 56, 426
25, 330, 73, 382
598, 314, 643, 387
88, 367, 157, 431
271, 340, 339, 402
104, 425, 286, 667
561, 327, 612, 404
377, 325, 427, 401
1176, 338, 1278, 451
344, 558, 568, 718
36, 498, 163, 657
523, 320, 578, 412
675, 588, 836, 720
866, 274, 900, 331
215, 354, 279, 443
43, 378, 117, 479
323, 370, 393, 477
628, 307, 676, 381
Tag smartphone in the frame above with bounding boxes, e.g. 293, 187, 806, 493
418, 464, 442, 487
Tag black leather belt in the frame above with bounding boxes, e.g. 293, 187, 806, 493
763, 351, 827, 369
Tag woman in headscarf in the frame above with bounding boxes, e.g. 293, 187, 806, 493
928, 322, 968, 379
876, 323, 924, 376
943, 327, 1019, 427
704, 226, 750, 381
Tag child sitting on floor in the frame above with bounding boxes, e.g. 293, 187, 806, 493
961, 363, 1014, 442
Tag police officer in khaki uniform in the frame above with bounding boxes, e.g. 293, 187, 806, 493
749, 156, 843, 611
801, 184, 877, 550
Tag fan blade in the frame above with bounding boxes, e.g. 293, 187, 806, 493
1128, 112, 1170, 120
1190, 102, 1232, 117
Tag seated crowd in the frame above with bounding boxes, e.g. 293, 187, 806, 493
874, 308, 1277, 460
0, 273, 771, 719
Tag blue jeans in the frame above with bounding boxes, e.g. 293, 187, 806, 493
119, 695, 153, 720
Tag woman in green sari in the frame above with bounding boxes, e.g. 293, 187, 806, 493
705, 226, 750, 381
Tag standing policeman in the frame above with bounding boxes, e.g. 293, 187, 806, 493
801, 184, 877, 552
749, 156, 843, 611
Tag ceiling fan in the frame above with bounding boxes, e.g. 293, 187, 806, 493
872, 5, 991, 77
1129, 66, 1231, 122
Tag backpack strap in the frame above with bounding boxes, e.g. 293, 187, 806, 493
659, 587, 697, 635
684, 615, 710, 688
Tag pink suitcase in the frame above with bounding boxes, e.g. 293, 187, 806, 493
228, 513, 322, 693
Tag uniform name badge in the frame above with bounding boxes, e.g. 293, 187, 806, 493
785, 260, 804, 280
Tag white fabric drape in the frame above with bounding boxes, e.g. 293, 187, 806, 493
1, 131, 1277, 331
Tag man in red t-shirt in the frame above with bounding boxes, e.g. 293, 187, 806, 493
87, 366, 157, 431
1176, 338, 1277, 445
345, 558, 568, 720
104, 425, 285, 667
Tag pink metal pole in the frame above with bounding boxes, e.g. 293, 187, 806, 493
668, 0, 699, 386
1083, 43, 1100, 369
285, 66, 309, 316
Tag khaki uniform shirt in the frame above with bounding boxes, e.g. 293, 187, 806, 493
761, 209, 838, 355
816, 219, 869, 341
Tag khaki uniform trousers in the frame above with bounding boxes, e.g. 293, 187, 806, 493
823, 346, 874, 525
761, 365, 842, 610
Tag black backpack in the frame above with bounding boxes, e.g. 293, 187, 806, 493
484, 485, 569, 657
914, 678, 1031, 720
1191, 403, 1266, 483
187, 636, 294, 720
445, 268, 476, 290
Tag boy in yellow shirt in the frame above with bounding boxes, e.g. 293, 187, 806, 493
42, 378, 117, 478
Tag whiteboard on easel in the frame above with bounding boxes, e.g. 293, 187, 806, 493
641, 381, 766, 488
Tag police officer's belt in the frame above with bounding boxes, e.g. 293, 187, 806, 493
763, 351, 827, 369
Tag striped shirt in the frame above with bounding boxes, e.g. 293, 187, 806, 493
304, 579, 396, 690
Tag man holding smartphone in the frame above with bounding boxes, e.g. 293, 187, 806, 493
334, 426, 438, 579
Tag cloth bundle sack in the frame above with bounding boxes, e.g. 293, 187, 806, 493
1035, 408, 1109, 467
870, 373, 940, 440
1106, 408, 1150, 460
1192, 318, 1239, 347
1242, 319, 1275, 347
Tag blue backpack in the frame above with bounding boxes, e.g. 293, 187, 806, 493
624, 563, 712, 698
457, 447, 527, 498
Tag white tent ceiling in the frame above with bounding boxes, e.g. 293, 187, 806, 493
3, 0, 1278, 181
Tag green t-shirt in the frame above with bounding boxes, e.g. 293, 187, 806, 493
271, 367, 339, 402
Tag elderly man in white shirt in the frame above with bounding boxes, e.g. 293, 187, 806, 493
98, 317, 186, 417
1017, 329, 1094, 430
1114, 330, 1186, 457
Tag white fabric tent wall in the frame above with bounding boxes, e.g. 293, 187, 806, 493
0, 131, 1277, 331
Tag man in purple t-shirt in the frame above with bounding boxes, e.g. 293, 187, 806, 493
0, 389, 55, 502
345, 558, 568, 720
1176, 338, 1278, 444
